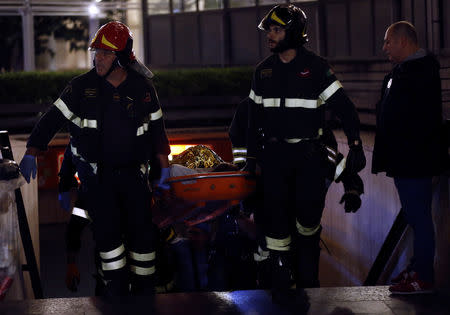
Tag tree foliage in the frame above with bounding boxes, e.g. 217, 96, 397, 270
0, 16, 89, 71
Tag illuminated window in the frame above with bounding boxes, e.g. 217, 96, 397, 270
259, 0, 287, 5
147, 0, 170, 15
199, 0, 223, 10
173, 0, 197, 13
229, 0, 255, 8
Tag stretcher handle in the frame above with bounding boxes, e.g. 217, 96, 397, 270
165, 171, 252, 184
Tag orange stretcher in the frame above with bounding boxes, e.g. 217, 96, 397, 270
152, 171, 256, 227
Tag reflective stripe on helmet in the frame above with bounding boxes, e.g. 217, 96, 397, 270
265, 235, 291, 251
296, 221, 321, 236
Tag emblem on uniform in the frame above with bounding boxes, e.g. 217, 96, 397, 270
144, 92, 151, 103
63, 84, 73, 96
113, 93, 120, 102
84, 88, 96, 98
326, 68, 335, 77
125, 96, 134, 110
261, 69, 272, 79
298, 68, 311, 78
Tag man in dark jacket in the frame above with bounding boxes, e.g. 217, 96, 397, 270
372, 21, 447, 294
242, 5, 366, 306
19, 21, 171, 298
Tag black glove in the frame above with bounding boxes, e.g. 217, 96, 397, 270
241, 158, 256, 175
340, 172, 364, 213
339, 191, 361, 213
345, 140, 366, 174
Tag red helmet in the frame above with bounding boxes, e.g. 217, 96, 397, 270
89, 21, 135, 66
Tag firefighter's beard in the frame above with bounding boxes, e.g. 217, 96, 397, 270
270, 38, 291, 53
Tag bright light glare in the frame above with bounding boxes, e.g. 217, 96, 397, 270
168, 144, 195, 161
88, 4, 99, 16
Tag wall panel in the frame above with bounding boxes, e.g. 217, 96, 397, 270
326, 2, 349, 57
229, 8, 260, 65
148, 16, 172, 66
173, 14, 201, 65
349, 0, 372, 57
199, 12, 224, 66
374, 0, 394, 57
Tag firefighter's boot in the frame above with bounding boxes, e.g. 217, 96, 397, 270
295, 227, 322, 288
130, 274, 156, 296
102, 268, 129, 300
270, 250, 293, 304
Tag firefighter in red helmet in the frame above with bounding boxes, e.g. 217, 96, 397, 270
19, 21, 171, 299
243, 4, 366, 309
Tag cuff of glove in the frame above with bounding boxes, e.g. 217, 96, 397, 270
348, 139, 362, 149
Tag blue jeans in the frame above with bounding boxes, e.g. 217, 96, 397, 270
394, 177, 435, 282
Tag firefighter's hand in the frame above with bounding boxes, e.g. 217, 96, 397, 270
65, 263, 80, 292
241, 158, 256, 175
154, 167, 170, 190
346, 140, 366, 174
58, 192, 71, 212
339, 191, 361, 213
19, 154, 37, 183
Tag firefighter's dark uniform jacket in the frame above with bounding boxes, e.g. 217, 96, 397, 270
28, 68, 170, 180
372, 52, 447, 177
247, 46, 360, 159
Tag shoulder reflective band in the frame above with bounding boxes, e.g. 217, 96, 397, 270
102, 257, 126, 271
100, 244, 125, 260
296, 221, 321, 236
319, 80, 343, 102
72, 207, 92, 221
150, 108, 163, 121
130, 265, 156, 276
249, 90, 263, 104
136, 108, 163, 136
129, 251, 156, 262
265, 235, 291, 251
54, 98, 98, 129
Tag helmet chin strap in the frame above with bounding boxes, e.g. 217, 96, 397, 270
93, 56, 121, 79
271, 38, 293, 53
